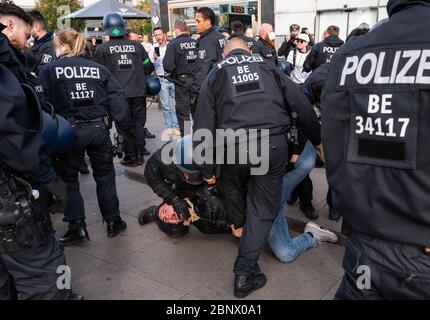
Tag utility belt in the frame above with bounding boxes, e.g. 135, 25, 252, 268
0, 171, 51, 254
67, 115, 111, 128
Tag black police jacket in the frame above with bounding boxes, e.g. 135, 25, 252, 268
303, 35, 344, 72
193, 49, 321, 177
163, 33, 197, 77
192, 27, 226, 94
321, 0, 430, 247
144, 145, 202, 203
30, 32, 55, 69
94, 37, 154, 98
38, 56, 133, 131
252, 37, 278, 65
230, 32, 255, 50
0, 30, 54, 183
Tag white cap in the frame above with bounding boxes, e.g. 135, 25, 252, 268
296, 33, 310, 43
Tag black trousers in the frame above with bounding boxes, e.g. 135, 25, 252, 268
174, 77, 192, 136
335, 232, 430, 300
219, 135, 288, 275
61, 122, 120, 222
124, 96, 146, 158
0, 235, 75, 300
291, 174, 313, 208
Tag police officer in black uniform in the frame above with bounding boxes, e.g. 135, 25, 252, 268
29, 10, 55, 70
39, 28, 134, 245
252, 23, 277, 65
303, 25, 344, 73
139, 136, 230, 237
0, 1, 78, 299
191, 7, 226, 116
230, 20, 255, 50
94, 12, 154, 167
322, 0, 430, 299
193, 38, 322, 298
163, 19, 197, 136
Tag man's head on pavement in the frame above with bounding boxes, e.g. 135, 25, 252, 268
195, 7, 215, 34
153, 27, 165, 45
223, 37, 251, 58
0, 0, 32, 52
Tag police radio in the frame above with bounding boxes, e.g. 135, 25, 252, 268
111, 133, 125, 159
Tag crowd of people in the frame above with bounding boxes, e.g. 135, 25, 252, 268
0, 0, 429, 300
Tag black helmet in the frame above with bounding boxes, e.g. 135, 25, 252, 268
103, 12, 128, 37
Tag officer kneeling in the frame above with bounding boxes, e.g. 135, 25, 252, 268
139, 136, 231, 237
39, 28, 135, 245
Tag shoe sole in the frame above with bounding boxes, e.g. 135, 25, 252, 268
234, 276, 267, 298
305, 222, 338, 243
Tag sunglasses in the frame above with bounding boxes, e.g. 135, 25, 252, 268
295, 39, 306, 43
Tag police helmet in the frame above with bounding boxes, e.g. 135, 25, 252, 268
173, 135, 204, 185
278, 59, 292, 76
103, 12, 128, 37
40, 105, 59, 152
54, 114, 75, 153
146, 75, 162, 96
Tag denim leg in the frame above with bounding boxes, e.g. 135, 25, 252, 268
159, 79, 172, 129
168, 82, 179, 129
267, 140, 318, 263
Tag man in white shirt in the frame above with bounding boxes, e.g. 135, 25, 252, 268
149, 28, 180, 136
287, 33, 312, 84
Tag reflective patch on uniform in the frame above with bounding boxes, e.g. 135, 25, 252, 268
142, 58, 150, 65
66, 81, 96, 109
115, 53, 134, 71
347, 89, 418, 169
227, 62, 264, 97
42, 54, 52, 64
198, 50, 206, 60
112, 28, 121, 36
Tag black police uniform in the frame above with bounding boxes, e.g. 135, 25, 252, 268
252, 37, 278, 65
94, 37, 154, 162
144, 146, 230, 236
0, 29, 75, 300
193, 48, 321, 276
230, 32, 255, 50
29, 31, 55, 70
163, 33, 197, 136
38, 56, 133, 227
303, 34, 344, 72
322, 0, 430, 299
191, 27, 226, 115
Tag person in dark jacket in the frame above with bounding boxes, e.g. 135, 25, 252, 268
230, 20, 255, 50
29, 10, 55, 70
303, 25, 344, 72
252, 23, 277, 65
277, 24, 300, 59
322, 0, 430, 299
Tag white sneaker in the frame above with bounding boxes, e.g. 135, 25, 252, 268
304, 222, 338, 244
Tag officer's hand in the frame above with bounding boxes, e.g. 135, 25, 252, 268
171, 198, 191, 220
290, 154, 300, 163
42, 177, 68, 214
231, 225, 243, 239
203, 176, 216, 185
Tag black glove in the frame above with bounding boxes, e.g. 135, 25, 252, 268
42, 177, 68, 214
171, 198, 191, 220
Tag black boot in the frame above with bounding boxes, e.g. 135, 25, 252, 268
144, 128, 156, 139
121, 156, 138, 167
300, 204, 319, 220
234, 273, 267, 298
329, 207, 341, 221
138, 206, 157, 225
286, 189, 298, 205
107, 216, 127, 238
58, 220, 89, 246
137, 153, 145, 166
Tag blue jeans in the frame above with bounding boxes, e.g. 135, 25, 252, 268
267, 141, 318, 263
159, 78, 179, 129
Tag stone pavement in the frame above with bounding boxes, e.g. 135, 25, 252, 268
51, 105, 345, 300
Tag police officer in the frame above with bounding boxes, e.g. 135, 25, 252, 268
193, 38, 322, 298
39, 28, 134, 245
230, 20, 255, 50
252, 23, 277, 65
0, 0, 78, 299
94, 12, 154, 167
303, 25, 344, 72
139, 136, 230, 237
163, 19, 197, 136
29, 10, 55, 70
322, 0, 430, 299
191, 7, 226, 116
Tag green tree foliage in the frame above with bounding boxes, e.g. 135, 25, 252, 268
127, 0, 152, 38
35, 0, 85, 32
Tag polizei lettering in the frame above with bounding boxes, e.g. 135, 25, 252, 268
340, 49, 430, 86
55, 66, 101, 80
217, 55, 263, 69
109, 45, 136, 54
